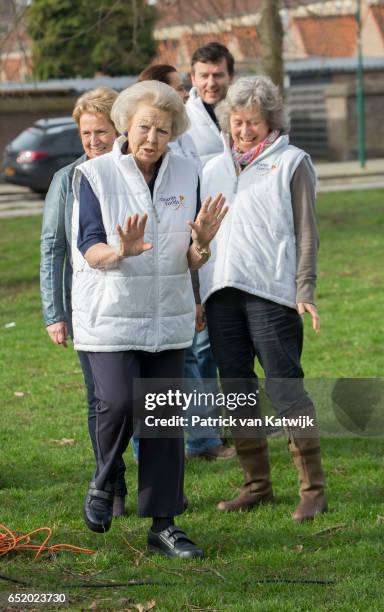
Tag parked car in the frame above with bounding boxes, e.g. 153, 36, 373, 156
1, 117, 83, 193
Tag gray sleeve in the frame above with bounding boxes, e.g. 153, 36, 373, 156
290, 156, 319, 305
40, 171, 68, 325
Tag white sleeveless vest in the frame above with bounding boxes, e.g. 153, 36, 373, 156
186, 88, 223, 167
169, 133, 202, 175
71, 136, 198, 352
199, 134, 316, 309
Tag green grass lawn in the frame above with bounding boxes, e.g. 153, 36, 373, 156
0, 189, 383, 611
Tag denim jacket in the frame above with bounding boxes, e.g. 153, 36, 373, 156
40, 155, 87, 327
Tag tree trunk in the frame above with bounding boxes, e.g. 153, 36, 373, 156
257, 0, 284, 90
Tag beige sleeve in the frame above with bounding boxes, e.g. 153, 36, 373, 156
290, 156, 319, 305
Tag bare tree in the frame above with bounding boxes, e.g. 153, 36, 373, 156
257, 0, 284, 89
0, 0, 31, 82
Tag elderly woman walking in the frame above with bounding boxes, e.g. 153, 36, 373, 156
137, 63, 235, 462
71, 80, 227, 558
199, 76, 327, 521
40, 87, 128, 517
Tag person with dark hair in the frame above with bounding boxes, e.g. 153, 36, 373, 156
184, 44, 236, 459
138, 64, 188, 101
186, 42, 234, 167
191, 42, 235, 78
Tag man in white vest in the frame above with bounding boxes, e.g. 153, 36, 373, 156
184, 43, 237, 461
186, 42, 234, 167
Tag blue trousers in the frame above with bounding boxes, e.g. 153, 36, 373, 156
87, 349, 185, 517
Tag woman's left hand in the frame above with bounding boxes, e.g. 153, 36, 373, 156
188, 193, 228, 249
297, 302, 320, 333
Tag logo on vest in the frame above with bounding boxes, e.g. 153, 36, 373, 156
254, 162, 272, 174
159, 194, 186, 210
253, 161, 278, 174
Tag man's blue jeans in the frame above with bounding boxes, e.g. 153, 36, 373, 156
185, 328, 222, 455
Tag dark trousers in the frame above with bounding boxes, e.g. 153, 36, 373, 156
87, 349, 185, 518
77, 350, 127, 497
205, 288, 314, 416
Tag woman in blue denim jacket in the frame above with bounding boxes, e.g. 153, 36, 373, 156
40, 87, 128, 517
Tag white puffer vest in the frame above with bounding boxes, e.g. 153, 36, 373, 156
186, 87, 223, 167
169, 133, 202, 175
199, 134, 316, 309
71, 137, 198, 352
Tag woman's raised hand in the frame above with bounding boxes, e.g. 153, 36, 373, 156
116, 214, 153, 257
188, 193, 228, 249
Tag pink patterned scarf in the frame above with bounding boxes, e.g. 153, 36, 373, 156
231, 129, 280, 174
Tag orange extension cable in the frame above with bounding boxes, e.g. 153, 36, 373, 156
0, 523, 95, 560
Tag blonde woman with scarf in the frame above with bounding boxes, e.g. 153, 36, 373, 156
199, 76, 327, 522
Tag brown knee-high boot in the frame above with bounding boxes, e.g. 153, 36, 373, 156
288, 432, 327, 522
217, 436, 274, 511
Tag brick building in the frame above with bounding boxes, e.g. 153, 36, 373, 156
1, 1, 384, 82
153, 0, 384, 72
1, 0, 384, 161
151, 0, 384, 161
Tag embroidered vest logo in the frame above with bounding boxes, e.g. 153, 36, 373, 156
253, 162, 272, 174
159, 195, 186, 210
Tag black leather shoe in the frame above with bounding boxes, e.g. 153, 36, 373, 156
148, 525, 204, 559
84, 483, 114, 533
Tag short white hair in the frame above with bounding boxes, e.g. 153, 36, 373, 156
216, 76, 290, 134
111, 80, 190, 140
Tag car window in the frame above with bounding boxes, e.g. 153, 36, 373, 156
48, 129, 81, 151
46, 123, 76, 134
10, 127, 44, 150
